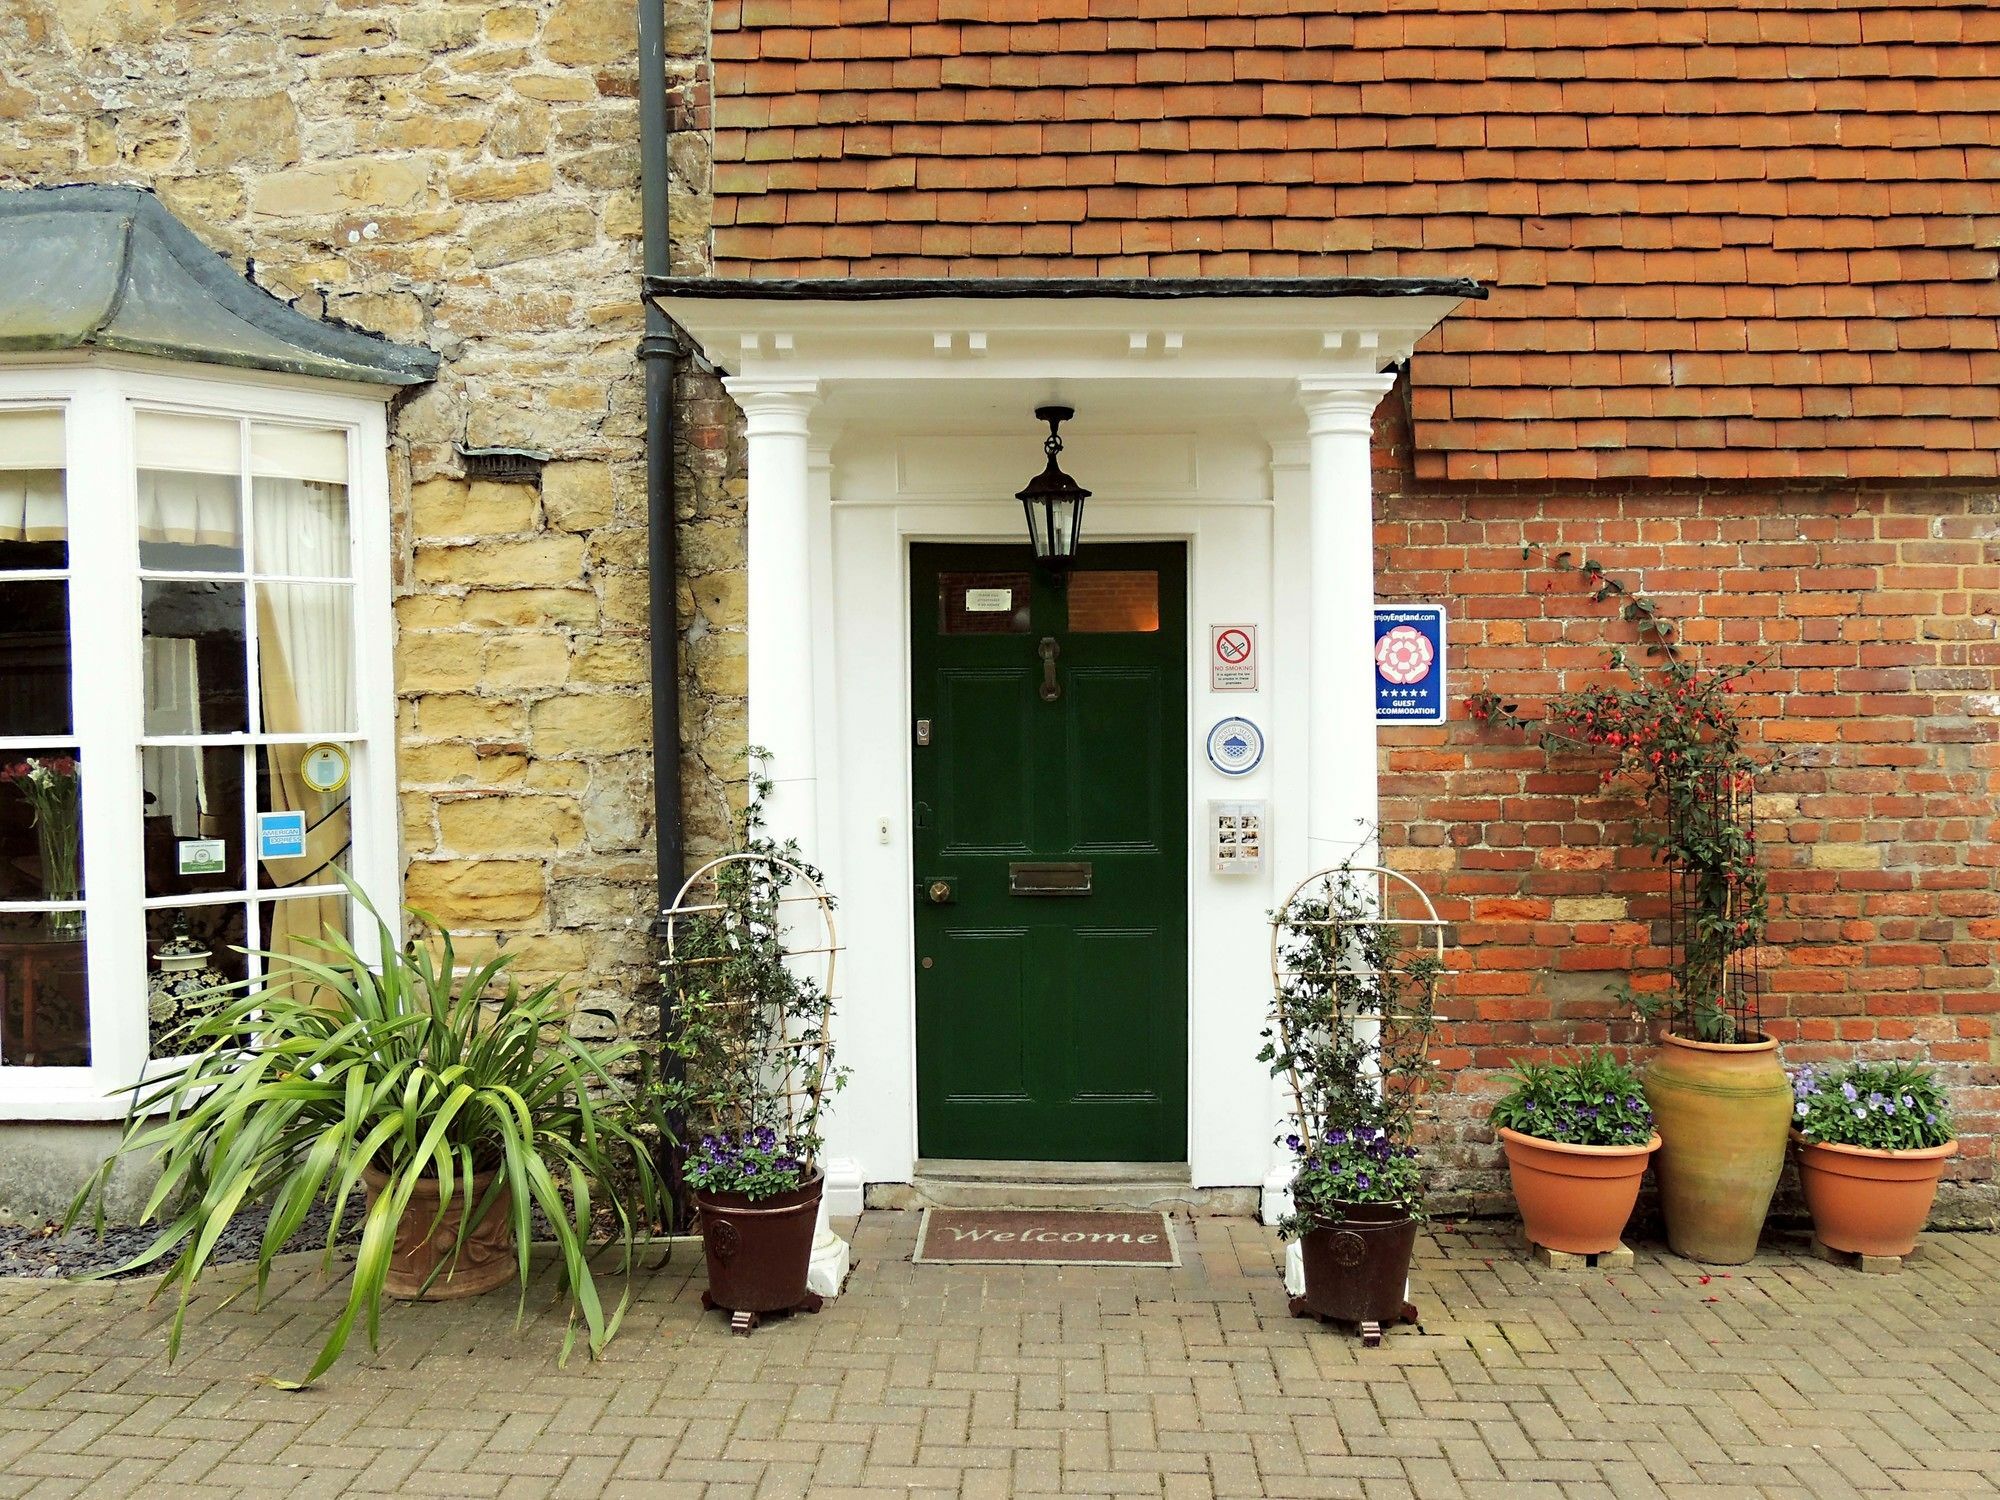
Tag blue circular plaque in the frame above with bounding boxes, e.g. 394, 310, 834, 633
1204, 716, 1265, 776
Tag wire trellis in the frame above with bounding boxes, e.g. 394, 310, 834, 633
1663, 765, 1766, 1043
1269, 865, 1448, 1149
661, 852, 841, 1172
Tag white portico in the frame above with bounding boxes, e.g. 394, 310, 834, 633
650, 279, 1479, 1220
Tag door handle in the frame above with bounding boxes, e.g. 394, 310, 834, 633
922, 878, 956, 905
1038, 636, 1061, 702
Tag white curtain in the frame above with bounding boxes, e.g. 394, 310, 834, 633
252, 478, 352, 977
137, 471, 240, 548
141, 640, 206, 835
0, 470, 65, 542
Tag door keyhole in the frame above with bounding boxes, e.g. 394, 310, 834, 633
1038, 636, 1061, 702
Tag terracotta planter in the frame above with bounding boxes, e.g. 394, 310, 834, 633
1794, 1131, 1959, 1259
1289, 1202, 1419, 1340
694, 1172, 823, 1317
362, 1165, 518, 1301
1642, 1032, 1792, 1264
1498, 1127, 1660, 1255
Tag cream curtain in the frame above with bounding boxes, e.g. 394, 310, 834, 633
252, 477, 353, 985
0, 471, 65, 543
137, 471, 240, 548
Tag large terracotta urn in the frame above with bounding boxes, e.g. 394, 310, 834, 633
1642, 1033, 1791, 1264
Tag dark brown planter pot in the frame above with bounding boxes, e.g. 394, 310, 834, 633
694, 1172, 823, 1316
1498, 1127, 1661, 1255
1793, 1131, 1959, 1259
362, 1165, 518, 1301
1289, 1202, 1419, 1343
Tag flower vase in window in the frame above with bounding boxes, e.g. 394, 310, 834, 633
2, 755, 81, 938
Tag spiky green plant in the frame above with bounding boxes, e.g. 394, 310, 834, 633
68, 878, 665, 1387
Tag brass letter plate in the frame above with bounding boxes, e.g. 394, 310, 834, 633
1008, 861, 1093, 896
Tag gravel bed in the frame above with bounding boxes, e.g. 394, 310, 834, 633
0, 1201, 364, 1281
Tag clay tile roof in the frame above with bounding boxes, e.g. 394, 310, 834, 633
709, 0, 2000, 481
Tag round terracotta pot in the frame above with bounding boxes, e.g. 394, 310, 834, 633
1497, 1127, 1661, 1255
1793, 1130, 1959, 1259
1293, 1202, 1419, 1327
694, 1172, 823, 1315
362, 1165, 518, 1301
1642, 1032, 1792, 1264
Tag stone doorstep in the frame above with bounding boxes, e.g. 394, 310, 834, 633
870, 1159, 1260, 1215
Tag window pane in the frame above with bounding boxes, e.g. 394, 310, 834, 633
1067, 570, 1160, 633
0, 920, 87, 1067
0, 579, 71, 735
939, 571, 1032, 635
0, 748, 84, 902
143, 744, 246, 899
146, 904, 248, 1058
138, 470, 244, 572
252, 476, 349, 579
255, 582, 354, 735
258, 893, 348, 1002
255, 743, 351, 893
144, 581, 249, 734
0, 410, 66, 573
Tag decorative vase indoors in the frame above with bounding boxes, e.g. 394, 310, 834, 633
1643, 1033, 1792, 1263
694, 1172, 825, 1327
362, 1165, 519, 1301
1291, 1202, 1420, 1342
1793, 1134, 1959, 1260
1498, 1128, 1661, 1256
146, 914, 226, 1053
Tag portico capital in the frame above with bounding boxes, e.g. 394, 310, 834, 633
725, 375, 820, 437
1296, 373, 1397, 437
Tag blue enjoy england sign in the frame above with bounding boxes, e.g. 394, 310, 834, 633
1374, 605, 1447, 725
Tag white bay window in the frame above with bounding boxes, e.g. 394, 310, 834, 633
0, 365, 398, 1116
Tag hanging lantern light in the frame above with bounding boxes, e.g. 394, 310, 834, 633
1016, 405, 1090, 579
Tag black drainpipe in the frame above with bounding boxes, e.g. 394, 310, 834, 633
637, 0, 690, 1222
638, 0, 685, 919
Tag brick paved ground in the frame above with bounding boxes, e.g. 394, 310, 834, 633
3, 1212, 1999, 1498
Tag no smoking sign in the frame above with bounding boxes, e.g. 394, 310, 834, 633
1209, 624, 1257, 691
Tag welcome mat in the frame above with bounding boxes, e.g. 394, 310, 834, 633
914, 1209, 1180, 1267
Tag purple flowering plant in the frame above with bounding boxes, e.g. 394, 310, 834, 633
1791, 1060, 1951, 1152
1283, 1125, 1423, 1237
684, 1126, 809, 1199
1490, 1049, 1654, 1148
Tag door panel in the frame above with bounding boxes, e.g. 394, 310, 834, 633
937, 668, 1036, 852
912, 541, 1188, 1162
1067, 667, 1162, 848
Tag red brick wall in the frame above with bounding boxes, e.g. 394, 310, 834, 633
1370, 384, 2000, 1221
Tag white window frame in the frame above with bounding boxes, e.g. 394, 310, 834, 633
0, 357, 399, 1119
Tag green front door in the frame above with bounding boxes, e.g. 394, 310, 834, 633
912, 542, 1188, 1162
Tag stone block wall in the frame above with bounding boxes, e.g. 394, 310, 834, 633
1371, 388, 2000, 1222
0, 0, 750, 1045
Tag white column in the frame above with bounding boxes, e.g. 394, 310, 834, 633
726, 375, 851, 1295
1262, 374, 1394, 1226
1299, 374, 1396, 871
728, 376, 821, 847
